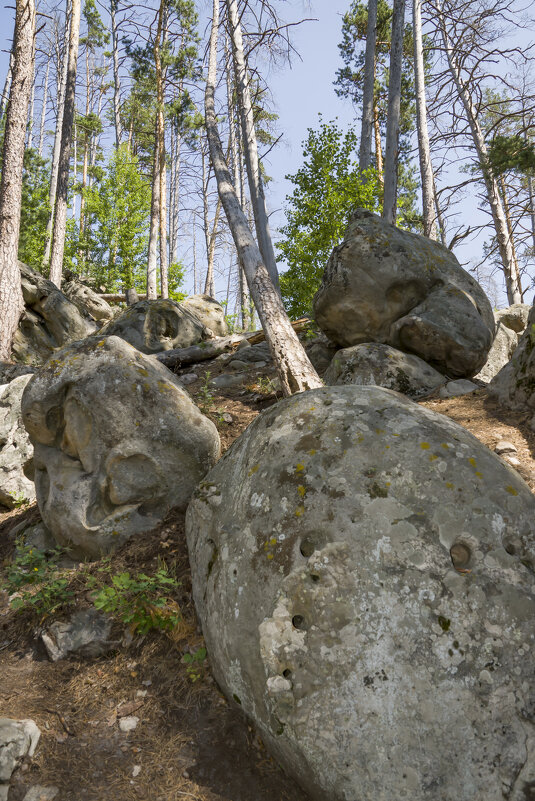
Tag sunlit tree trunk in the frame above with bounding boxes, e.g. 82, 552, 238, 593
147, 0, 164, 300
110, 0, 122, 147
205, 0, 321, 395
413, 0, 437, 239
26, 69, 35, 148
37, 56, 50, 156
359, 0, 377, 172
0, 0, 36, 360
383, 0, 405, 224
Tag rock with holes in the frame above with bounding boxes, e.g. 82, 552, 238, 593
21, 336, 220, 558
186, 385, 535, 801
495, 303, 530, 334
489, 305, 535, 427
180, 295, 228, 338
313, 209, 495, 377
12, 263, 97, 366
473, 321, 519, 383
0, 374, 35, 509
324, 342, 446, 398
62, 276, 114, 324
99, 299, 209, 354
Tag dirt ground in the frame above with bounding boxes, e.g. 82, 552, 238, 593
1, 362, 534, 801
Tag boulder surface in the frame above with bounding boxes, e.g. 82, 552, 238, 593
313, 209, 494, 377
181, 294, 228, 337
100, 298, 209, 354
62, 276, 114, 324
473, 321, 518, 383
187, 385, 535, 801
488, 305, 535, 425
22, 336, 220, 558
495, 303, 530, 333
324, 342, 446, 398
0, 375, 35, 509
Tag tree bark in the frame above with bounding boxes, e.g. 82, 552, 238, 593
373, 105, 384, 185
437, 1, 521, 303
27, 69, 35, 148
227, 0, 280, 294
157, 12, 168, 299
49, 0, 81, 288
383, 0, 405, 224
205, 0, 321, 396
37, 55, 50, 157
359, 0, 377, 172
0, 0, 36, 360
413, 0, 437, 239
110, 0, 122, 147
0, 49, 15, 120
146, 0, 164, 300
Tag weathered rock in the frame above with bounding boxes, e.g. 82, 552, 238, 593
304, 339, 338, 375
495, 440, 517, 455
473, 321, 518, 383
12, 263, 97, 366
489, 305, 535, 426
209, 372, 247, 389
22, 336, 220, 558
438, 379, 479, 398
324, 342, 446, 399
186, 385, 535, 801
62, 277, 114, 324
100, 299, 209, 354
495, 303, 530, 333
41, 608, 115, 661
181, 295, 228, 337
0, 375, 35, 509
22, 786, 59, 801
0, 363, 36, 385
0, 718, 40, 798
313, 209, 495, 377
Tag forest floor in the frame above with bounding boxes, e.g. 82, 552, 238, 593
1, 360, 534, 801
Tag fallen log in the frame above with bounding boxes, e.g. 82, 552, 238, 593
243, 317, 311, 345
156, 334, 246, 369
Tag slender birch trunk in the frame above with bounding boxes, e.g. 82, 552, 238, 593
110, 0, 122, 147
383, 0, 405, 224
437, 0, 521, 303
0, 49, 15, 119
157, 16, 168, 299
49, 0, 81, 287
205, 0, 321, 395
72, 116, 77, 218
27, 70, 35, 148
169, 123, 181, 267
373, 106, 384, 184
227, 0, 280, 294
359, 0, 377, 172
43, 2, 70, 269
413, 0, 437, 239
146, 0, 164, 299
38, 56, 50, 156
0, 0, 36, 360
204, 197, 222, 297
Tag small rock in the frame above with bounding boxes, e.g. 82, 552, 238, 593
132, 765, 141, 778
227, 359, 250, 371
504, 455, 522, 468
438, 379, 479, 398
136, 690, 148, 698
0, 719, 40, 795
41, 608, 115, 662
209, 373, 246, 389
494, 440, 517, 455
22, 786, 59, 801
119, 716, 139, 733
221, 412, 234, 424
236, 339, 251, 351
179, 373, 198, 385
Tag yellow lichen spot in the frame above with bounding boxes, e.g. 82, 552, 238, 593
429, 454, 438, 462
295, 505, 305, 517
441, 443, 449, 449
136, 367, 149, 377
506, 485, 518, 496
248, 465, 259, 477
97, 339, 106, 348
385, 482, 391, 487
468, 457, 477, 467
308, 449, 317, 456
420, 442, 430, 450
295, 463, 305, 473
297, 485, 306, 498
267, 553, 274, 560
270, 538, 277, 546
375, 428, 385, 435
475, 471, 483, 479
392, 433, 401, 437
445, 482, 454, 489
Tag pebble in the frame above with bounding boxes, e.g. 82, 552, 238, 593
22, 788, 59, 801
119, 716, 139, 733
132, 765, 141, 778
495, 440, 517, 455
179, 373, 198, 385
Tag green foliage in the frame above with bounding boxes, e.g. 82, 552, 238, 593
277, 119, 382, 318
3, 540, 74, 617
196, 372, 215, 414
182, 646, 207, 682
18, 147, 51, 270
487, 134, 535, 177
91, 566, 181, 635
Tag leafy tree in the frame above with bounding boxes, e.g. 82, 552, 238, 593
18, 147, 51, 270
487, 135, 535, 177
277, 119, 382, 318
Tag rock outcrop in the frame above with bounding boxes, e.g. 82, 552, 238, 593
187, 385, 535, 801
495, 303, 530, 333
62, 276, 114, 324
488, 305, 535, 426
12, 263, 97, 366
22, 336, 220, 558
313, 209, 495, 377
0, 375, 35, 509
100, 299, 209, 354
0, 718, 40, 801
324, 342, 446, 398
181, 295, 228, 338
473, 321, 519, 383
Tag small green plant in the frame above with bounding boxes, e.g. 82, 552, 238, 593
4, 540, 74, 616
182, 646, 207, 682
196, 372, 215, 414
8, 491, 30, 509
256, 376, 278, 395
91, 566, 181, 635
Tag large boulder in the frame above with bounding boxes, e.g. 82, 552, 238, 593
313, 209, 495, 377
0, 719, 40, 799
62, 276, 114, 324
0, 375, 35, 509
473, 321, 518, 383
181, 294, 228, 338
100, 299, 209, 354
488, 305, 535, 425
22, 336, 220, 558
495, 303, 530, 333
12, 263, 97, 365
324, 342, 446, 398
186, 385, 535, 801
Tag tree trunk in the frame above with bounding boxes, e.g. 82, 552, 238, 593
27, 69, 35, 148
49, 0, 81, 288
359, 0, 377, 172
413, 0, 437, 239
37, 56, 50, 157
499, 174, 522, 296
204, 196, 222, 297
72, 116, 77, 218
0, 49, 15, 120
110, 0, 122, 147
146, 0, 164, 300
383, 0, 405, 224
157, 11, 168, 299
169, 124, 181, 267
43, 1, 70, 270
227, 0, 280, 294
205, 0, 321, 396
373, 104, 384, 185
437, 1, 521, 304
0, 0, 36, 360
